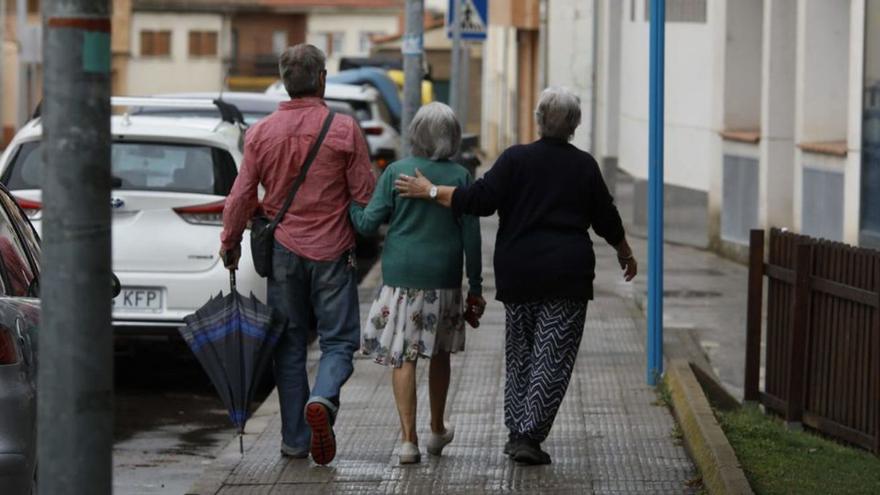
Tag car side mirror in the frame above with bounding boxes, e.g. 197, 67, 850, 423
112, 273, 121, 298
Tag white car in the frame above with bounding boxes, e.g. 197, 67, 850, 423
0, 98, 266, 334
267, 82, 400, 169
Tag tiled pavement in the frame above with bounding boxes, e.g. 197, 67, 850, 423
203, 214, 697, 494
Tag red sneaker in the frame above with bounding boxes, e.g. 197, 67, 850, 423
305, 402, 336, 465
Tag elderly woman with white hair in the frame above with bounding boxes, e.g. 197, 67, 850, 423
349, 102, 484, 465
396, 87, 638, 465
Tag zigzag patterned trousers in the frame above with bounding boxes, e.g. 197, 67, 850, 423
504, 299, 588, 443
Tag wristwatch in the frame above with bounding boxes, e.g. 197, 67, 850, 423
429, 185, 438, 200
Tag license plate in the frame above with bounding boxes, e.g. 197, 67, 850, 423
114, 288, 163, 311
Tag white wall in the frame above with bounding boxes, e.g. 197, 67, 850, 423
307, 14, 398, 74
594, 0, 622, 162
795, 0, 851, 142
481, 24, 518, 156
617, 0, 718, 194
546, 0, 596, 152
128, 12, 227, 95
724, 0, 763, 130
758, 0, 796, 230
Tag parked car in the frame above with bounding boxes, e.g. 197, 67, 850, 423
130, 91, 359, 128
328, 68, 402, 130
0, 98, 266, 335
0, 182, 41, 494
267, 82, 400, 171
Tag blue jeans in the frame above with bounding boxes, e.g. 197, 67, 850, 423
268, 242, 360, 451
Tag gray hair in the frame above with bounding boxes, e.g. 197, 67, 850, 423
535, 87, 582, 140
408, 102, 461, 160
279, 44, 326, 98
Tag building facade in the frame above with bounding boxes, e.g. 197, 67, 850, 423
485, 0, 879, 255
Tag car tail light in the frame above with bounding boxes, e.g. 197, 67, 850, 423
374, 157, 391, 170
14, 197, 42, 219
174, 200, 225, 226
362, 125, 383, 136
0, 327, 19, 365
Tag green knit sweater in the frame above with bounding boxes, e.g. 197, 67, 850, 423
349, 156, 482, 295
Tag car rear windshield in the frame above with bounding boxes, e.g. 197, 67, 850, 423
2, 140, 238, 195
328, 98, 373, 122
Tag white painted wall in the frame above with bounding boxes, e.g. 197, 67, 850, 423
844, 0, 865, 244
307, 14, 398, 74
546, 0, 596, 152
723, 0, 763, 130
758, 0, 796, 230
128, 12, 227, 95
795, 0, 851, 143
481, 24, 518, 156
594, 0, 622, 162
616, 0, 718, 194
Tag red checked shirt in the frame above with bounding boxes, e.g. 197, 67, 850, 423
221, 97, 375, 261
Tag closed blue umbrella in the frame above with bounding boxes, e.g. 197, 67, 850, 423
179, 269, 285, 453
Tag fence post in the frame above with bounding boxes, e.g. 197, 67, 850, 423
873, 259, 880, 453
744, 229, 765, 403
785, 242, 811, 428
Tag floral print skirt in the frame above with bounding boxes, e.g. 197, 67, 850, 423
361, 286, 465, 368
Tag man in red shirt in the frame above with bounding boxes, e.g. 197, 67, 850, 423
220, 44, 375, 465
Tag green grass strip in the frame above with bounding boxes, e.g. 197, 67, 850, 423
718, 406, 880, 494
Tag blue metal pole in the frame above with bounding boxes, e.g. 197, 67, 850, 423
647, 0, 665, 385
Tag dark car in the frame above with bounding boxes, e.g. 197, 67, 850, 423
0, 183, 42, 494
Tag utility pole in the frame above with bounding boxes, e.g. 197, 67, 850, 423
458, 41, 470, 135
401, 0, 424, 155
448, 0, 462, 119
39, 0, 113, 493
15, 0, 27, 127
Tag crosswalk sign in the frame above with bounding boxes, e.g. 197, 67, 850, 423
446, 0, 488, 41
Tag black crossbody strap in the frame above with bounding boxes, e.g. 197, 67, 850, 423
269, 110, 336, 228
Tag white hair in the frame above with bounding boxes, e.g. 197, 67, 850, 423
408, 102, 461, 161
535, 87, 582, 140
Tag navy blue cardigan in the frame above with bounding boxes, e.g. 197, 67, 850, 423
452, 138, 625, 303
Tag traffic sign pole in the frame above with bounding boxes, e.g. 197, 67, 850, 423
449, 0, 463, 120
647, 0, 665, 385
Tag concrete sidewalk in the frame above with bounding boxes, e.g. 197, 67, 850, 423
189, 214, 697, 494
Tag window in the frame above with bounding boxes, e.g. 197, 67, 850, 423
4, 141, 239, 197
331, 32, 345, 56
140, 30, 171, 57
272, 31, 288, 55
189, 31, 218, 57
359, 31, 385, 54
312, 32, 345, 56
645, 0, 707, 23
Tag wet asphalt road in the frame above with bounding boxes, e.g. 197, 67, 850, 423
112, 249, 378, 495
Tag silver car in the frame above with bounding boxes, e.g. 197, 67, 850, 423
0, 183, 41, 494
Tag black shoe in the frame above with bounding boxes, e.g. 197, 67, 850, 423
503, 439, 519, 457
512, 440, 551, 465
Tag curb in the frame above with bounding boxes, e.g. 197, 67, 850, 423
185, 259, 384, 495
665, 359, 753, 495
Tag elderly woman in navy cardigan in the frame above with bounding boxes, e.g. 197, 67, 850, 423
396, 87, 638, 465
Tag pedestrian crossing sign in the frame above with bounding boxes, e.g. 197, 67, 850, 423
446, 0, 488, 41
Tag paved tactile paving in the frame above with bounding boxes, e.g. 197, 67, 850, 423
216, 216, 696, 494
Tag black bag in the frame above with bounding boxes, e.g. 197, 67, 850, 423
250, 111, 335, 277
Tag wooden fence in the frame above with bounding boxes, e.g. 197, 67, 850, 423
744, 228, 880, 452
